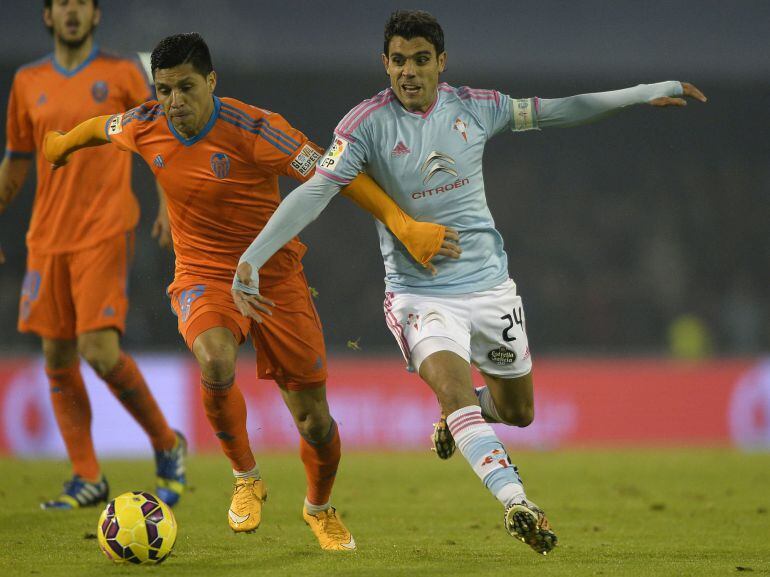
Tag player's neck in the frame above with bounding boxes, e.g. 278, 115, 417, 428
53, 36, 95, 72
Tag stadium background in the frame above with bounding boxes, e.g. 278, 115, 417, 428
0, 0, 768, 455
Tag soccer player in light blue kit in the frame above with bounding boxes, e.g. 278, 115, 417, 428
231, 10, 706, 554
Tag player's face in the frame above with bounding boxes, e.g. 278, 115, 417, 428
382, 36, 446, 113
155, 64, 217, 139
44, 0, 100, 49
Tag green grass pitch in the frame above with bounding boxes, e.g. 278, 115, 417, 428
1, 450, 769, 576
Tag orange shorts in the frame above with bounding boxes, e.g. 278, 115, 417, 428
18, 232, 134, 340
167, 271, 327, 390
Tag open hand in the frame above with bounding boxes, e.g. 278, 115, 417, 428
650, 82, 707, 107
424, 227, 461, 276
231, 261, 275, 323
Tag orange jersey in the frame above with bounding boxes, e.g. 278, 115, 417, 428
106, 96, 323, 286
5, 47, 151, 253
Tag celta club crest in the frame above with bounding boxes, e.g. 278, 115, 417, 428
91, 81, 109, 103
453, 118, 468, 142
210, 152, 230, 179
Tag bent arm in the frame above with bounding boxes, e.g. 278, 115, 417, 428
235, 173, 342, 292
519, 81, 683, 129
340, 173, 444, 265
0, 155, 32, 214
43, 114, 113, 165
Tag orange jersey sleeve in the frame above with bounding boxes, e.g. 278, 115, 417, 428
5, 72, 35, 156
238, 107, 323, 182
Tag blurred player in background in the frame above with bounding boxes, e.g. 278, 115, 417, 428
232, 9, 706, 555
0, 0, 186, 510
43, 32, 457, 550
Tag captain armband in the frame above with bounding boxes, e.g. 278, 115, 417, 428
509, 97, 539, 132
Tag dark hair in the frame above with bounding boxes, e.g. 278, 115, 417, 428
151, 33, 213, 77
44, 0, 99, 7
383, 10, 444, 56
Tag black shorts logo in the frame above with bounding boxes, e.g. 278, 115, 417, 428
487, 346, 516, 366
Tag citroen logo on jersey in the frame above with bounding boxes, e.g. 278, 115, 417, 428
453, 118, 468, 142
420, 151, 458, 185
210, 153, 230, 179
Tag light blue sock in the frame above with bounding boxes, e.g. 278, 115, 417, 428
446, 405, 525, 507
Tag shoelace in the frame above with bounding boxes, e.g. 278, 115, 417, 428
315, 510, 348, 540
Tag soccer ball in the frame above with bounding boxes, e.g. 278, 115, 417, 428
97, 491, 177, 564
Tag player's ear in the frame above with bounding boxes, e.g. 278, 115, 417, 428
381, 53, 389, 74
42, 7, 53, 30
92, 6, 101, 27
207, 71, 217, 94
437, 52, 447, 74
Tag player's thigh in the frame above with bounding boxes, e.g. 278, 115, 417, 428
252, 273, 327, 390
469, 279, 532, 380
383, 291, 472, 372
418, 349, 477, 414
168, 279, 251, 352
18, 250, 77, 340
70, 232, 132, 336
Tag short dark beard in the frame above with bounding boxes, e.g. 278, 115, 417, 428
51, 21, 96, 49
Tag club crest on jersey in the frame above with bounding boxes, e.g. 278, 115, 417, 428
91, 81, 109, 103
319, 136, 348, 172
453, 118, 468, 142
210, 152, 230, 179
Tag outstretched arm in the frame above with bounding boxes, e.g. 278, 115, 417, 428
42, 114, 113, 166
514, 82, 706, 130
232, 172, 339, 320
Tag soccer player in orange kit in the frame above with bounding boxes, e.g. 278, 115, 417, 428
0, 0, 186, 510
43, 32, 460, 549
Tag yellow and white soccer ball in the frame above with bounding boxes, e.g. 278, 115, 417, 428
97, 491, 177, 564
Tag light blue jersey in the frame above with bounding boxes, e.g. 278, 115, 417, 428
317, 83, 519, 295
236, 80, 682, 297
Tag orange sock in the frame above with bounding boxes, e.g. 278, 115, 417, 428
46, 364, 101, 481
200, 376, 256, 472
102, 353, 176, 452
300, 420, 341, 506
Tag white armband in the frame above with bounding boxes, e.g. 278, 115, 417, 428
510, 98, 539, 132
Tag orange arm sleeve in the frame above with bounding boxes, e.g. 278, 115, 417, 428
42, 115, 112, 166
340, 173, 445, 265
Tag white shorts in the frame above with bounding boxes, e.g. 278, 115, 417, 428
383, 279, 532, 378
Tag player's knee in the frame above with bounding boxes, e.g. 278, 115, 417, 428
292, 405, 332, 443
433, 378, 475, 414
42, 339, 78, 370
498, 403, 535, 427
78, 339, 119, 377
